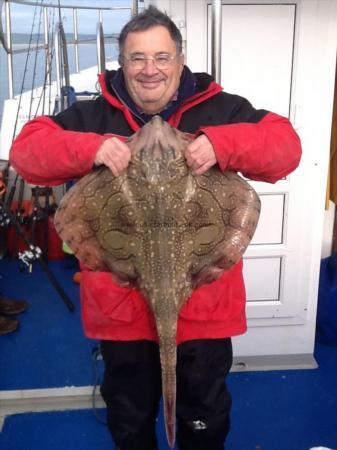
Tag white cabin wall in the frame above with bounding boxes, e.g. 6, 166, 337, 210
147, 0, 336, 261
145, 1, 336, 262
295, 0, 337, 265
151, 0, 337, 362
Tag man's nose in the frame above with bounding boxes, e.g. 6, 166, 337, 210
141, 59, 159, 75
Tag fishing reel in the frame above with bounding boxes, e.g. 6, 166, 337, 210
18, 244, 42, 271
0, 204, 11, 228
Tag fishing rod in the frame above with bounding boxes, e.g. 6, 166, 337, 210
0, 172, 19, 257
8, 1, 58, 267
0, 160, 10, 258
34, 7, 56, 116
28, 2, 44, 119
0, 2, 75, 313
11, 176, 26, 260
47, 6, 56, 115
11, 0, 40, 142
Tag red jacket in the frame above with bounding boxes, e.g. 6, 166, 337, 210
9, 69, 301, 344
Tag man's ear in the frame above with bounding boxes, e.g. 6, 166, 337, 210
179, 54, 185, 74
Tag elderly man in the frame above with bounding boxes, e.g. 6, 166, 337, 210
10, 6, 301, 450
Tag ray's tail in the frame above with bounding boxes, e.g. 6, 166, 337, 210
159, 337, 177, 449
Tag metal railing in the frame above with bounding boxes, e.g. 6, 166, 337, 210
96, 21, 105, 76
54, 21, 69, 97
0, 0, 138, 98
211, 0, 222, 84
1, 0, 223, 97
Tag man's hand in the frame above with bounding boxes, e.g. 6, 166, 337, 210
185, 134, 217, 175
94, 137, 131, 176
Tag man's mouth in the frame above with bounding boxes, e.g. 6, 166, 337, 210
137, 78, 165, 89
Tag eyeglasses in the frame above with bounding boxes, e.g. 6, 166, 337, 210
122, 54, 180, 70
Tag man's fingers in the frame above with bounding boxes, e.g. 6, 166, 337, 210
192, 160, 214, 176
95, 137, 131, 176
103, 154, 125, 177
185, 147, 215, 171
185, 134, 217, 174
104, 161, 119, 177
112, 137, 131, 154
185, 150, 208, 169
186, 138, 200, 153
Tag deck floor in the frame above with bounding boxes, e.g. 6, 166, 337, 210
0, 258, 336, 449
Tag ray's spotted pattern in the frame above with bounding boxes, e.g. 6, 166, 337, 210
54, 115, 261, 448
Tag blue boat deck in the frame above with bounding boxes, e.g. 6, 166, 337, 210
0, 258, 336, 450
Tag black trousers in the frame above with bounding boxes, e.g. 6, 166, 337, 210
100, 338, 233, 450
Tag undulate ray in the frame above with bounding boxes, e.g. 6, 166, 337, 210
54, 116, 261, 448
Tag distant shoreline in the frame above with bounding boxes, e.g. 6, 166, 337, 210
10, 33, 118, 45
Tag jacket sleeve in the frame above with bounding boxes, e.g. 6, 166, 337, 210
199, 111, 302, 183
9, 116, 108, 186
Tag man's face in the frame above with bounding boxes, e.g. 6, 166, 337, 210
121, 26, 184, 115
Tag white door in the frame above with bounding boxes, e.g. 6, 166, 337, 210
165, 0, 337, 365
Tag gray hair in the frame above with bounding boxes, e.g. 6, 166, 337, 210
118, 5, 183, 63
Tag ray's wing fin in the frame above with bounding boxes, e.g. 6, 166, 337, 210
54, 168, 114, 271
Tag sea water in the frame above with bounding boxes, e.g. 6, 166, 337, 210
0, 42, 119, 122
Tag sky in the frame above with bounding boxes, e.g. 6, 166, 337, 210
7, 0, 139, 34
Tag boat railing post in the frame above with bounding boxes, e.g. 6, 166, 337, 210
132, 0, 138, 17
59, 22, 70, 87
4, 0, 14, 98
96, 11, 105, 75
73, 7, 79, 73
0, 1, 10, 53
211, 0, 222, 84
54, 23, 62, 98
43, 6, 51, 86
54, 22, 70, 111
